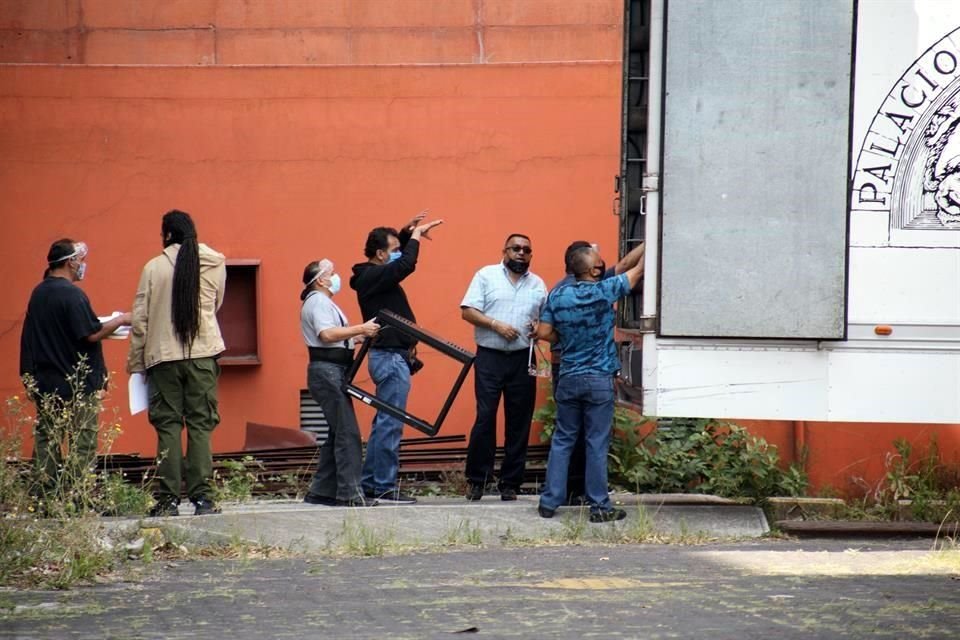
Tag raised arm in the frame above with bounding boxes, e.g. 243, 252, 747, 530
614, 241, 645, 275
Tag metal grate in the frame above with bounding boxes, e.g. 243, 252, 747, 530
299, 389, 329, 444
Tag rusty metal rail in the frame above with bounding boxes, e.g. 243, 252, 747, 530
96, 434, 549, 494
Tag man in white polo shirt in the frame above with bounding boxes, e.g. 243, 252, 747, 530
460, 233, 547, 501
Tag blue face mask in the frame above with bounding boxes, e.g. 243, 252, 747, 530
327, 273, 341, 295
388, 250, 402, 263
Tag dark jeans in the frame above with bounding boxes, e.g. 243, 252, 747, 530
465, 346, 536, 490
307, 361, 364, 502
148, 358, 220, 503
32, 393, 100, 497
540, 374, 616, 513
552, 364, 586, 502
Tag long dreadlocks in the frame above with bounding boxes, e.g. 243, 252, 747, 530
162, 210, 201, 350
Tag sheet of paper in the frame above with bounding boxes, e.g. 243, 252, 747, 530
98, 312, 130, 340
128, 372, 148, 415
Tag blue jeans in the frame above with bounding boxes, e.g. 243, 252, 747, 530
361, 349, 411, 494
539, 374, 615, 513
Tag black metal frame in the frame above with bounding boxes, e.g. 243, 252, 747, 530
342, 309, 476, 436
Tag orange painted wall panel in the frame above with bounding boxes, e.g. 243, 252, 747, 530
0, 0, 80, 30
484, 25, 621, 62
350, 28, 477, 64
84, 29, 216, 65
1, 64, 622, 460
0, 29, 79, 63
216, 29, 353, 65
483, 0, 622, 26
82, 0, 218, 29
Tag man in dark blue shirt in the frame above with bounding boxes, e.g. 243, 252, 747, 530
549, 240, 645, 504
20, 239, 130, 496
536, 245, 643, 522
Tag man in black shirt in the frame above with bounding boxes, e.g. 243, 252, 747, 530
19, 239, 130, 495
350, 213, 442, 504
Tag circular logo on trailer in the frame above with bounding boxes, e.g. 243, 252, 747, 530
853, 27, 960, 234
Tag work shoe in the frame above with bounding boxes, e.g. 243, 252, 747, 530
375, 489, 417, 505
499, 487, 518, 501
537, 504, 555, 519
193, 498, 222, 516
589, 508, 627, 523
466, 484, 483, 501
148, 499, 180, 518
303, 492, 338, 506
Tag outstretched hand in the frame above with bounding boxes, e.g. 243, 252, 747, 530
413, 219, 444, 241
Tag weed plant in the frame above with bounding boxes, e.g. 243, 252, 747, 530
213, 455, 264, 503
0, 361, 152, 588
536, 385, 807, 502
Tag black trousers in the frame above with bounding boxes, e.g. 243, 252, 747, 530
553, 366, 587, 502
465, 347, 536, 490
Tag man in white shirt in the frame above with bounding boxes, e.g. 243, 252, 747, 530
460, 234, 547, 501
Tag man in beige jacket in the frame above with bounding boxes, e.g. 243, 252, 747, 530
128, 210, 226, 517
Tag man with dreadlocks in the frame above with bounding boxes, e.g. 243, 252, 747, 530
20, 239, 132, 497
128, 210, 227, 517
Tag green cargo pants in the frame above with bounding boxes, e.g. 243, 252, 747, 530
32, 395, 100, 498
147, 358, 221, 503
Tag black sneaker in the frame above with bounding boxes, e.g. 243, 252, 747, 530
589, 508, 627, 523
537, 505, 555, 519
304, 492, 338, 506
148, 499, 180, 518
500, 487, 518, 501
375, 489, 417, 505
193, 498, 222, 516
466, 484, 483, 501
336, 497, 375, 507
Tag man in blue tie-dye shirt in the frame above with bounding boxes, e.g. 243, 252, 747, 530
535, 245, 644, 522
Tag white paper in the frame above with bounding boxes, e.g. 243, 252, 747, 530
128, 373, 148, 415
98, 312, 130, 340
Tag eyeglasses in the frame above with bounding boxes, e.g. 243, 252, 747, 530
506, 245, 532, 254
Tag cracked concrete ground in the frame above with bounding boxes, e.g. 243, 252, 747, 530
1, 538, 958, 639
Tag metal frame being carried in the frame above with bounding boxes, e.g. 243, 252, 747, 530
342, 310, 476, 436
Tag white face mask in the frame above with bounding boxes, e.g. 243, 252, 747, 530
327, 273, 341, 295
75, 261, 87, 281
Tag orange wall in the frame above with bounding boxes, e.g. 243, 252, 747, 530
1, 63, 623, 457
0, 0, 622, 64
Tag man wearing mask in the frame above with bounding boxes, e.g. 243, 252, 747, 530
460, 234, 547, 501
299, 258, 380, 507
350, 212, 443, 505
550, 240, 645, 504
536, 245, 644, 522
20, 239, 131, 497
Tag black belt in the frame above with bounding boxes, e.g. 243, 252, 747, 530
308, 347, 353, 366
477, 345, 528, 356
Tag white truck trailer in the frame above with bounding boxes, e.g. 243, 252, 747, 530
617, 0, 960, 423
